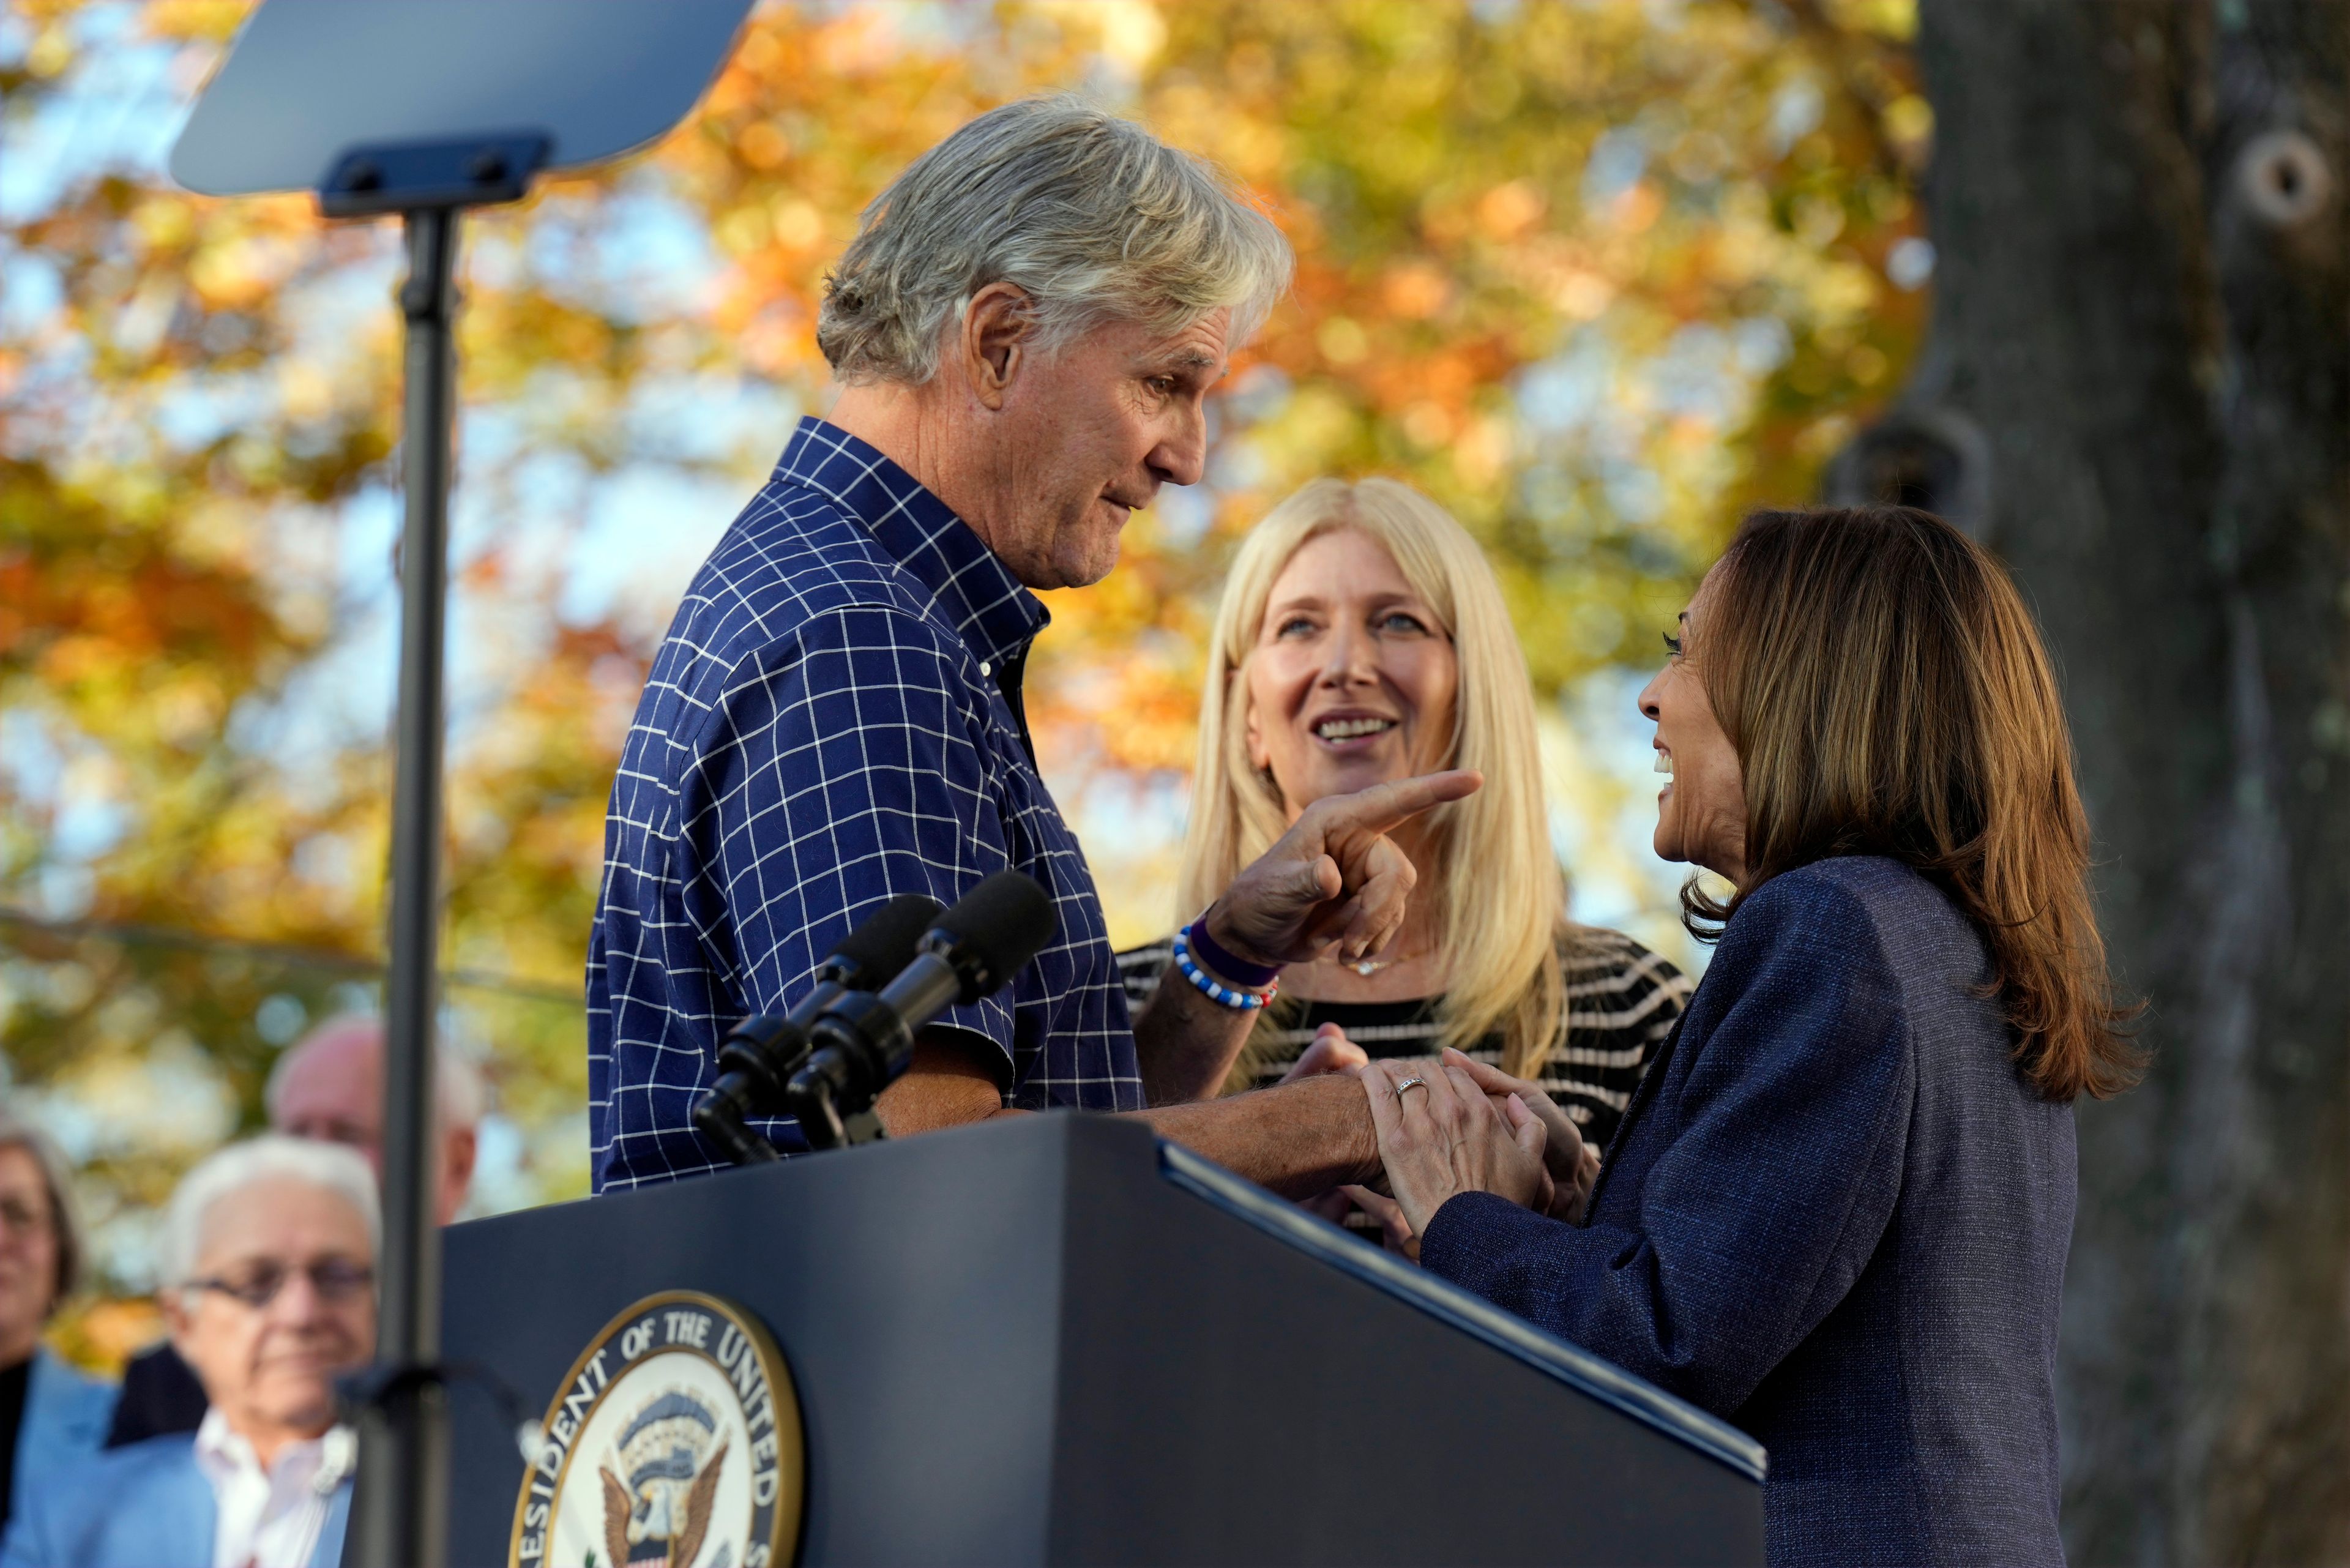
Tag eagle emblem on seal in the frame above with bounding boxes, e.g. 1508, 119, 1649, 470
510, 1291, 800, 1568
597, 1387, 731, 1568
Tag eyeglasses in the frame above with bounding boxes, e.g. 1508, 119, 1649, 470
188, 1259, 375, 1309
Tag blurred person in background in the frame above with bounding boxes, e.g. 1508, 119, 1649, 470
106, 1016, 480, 1448
1119, 478, 1688, 1252
263, 1014, 482, 1225
0, 1109, 114, 1537
2, 1137, 375, 1568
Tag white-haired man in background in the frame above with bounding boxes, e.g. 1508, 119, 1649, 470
2, 1138, 375, 1568
106, 1016, 480, 1447
591, 95, 1474, 1193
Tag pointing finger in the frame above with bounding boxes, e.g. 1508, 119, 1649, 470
1307, 769, 1483, 840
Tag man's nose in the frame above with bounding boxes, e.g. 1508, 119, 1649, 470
1147, 404, 1208, 488
266, 1268, 335, 1324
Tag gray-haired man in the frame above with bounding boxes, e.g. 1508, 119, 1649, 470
590, 96, 1473, 1193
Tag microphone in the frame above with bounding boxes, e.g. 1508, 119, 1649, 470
691, 892, 942, 1166
785, 871, 1057, 1150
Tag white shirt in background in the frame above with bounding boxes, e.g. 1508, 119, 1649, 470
190, 1408, 356, 1568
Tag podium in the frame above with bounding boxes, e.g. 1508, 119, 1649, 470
441, 1114, 1764, 1565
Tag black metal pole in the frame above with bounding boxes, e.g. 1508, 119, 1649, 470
356, 204, 458, 1568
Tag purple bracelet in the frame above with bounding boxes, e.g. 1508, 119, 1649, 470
1184, 912, 1282, 989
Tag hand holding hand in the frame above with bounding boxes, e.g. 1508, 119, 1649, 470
1278, 1023, 1369, 1085
1441, 1048, 1600, 1223
1206, 771, 1481, 969
1360, 1056, 1550, 1238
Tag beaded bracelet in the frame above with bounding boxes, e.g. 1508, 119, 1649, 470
1172, 925, 1278, 1011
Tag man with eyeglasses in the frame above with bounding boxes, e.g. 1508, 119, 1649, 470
108, 1017, 485, 1452
1, 1137, 375, 1568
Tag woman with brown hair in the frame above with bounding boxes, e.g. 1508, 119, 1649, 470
1357, 506, 2135, 1567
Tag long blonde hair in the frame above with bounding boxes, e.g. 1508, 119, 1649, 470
1178, 477, 1569, 1075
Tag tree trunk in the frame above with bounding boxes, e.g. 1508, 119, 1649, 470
1910, 1, 2349, 1562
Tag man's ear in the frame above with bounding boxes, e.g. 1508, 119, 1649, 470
960, 282, 1032, 410
440, 1126, 478, 1224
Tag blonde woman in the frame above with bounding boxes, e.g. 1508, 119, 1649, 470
1121, 477, 1687, 1240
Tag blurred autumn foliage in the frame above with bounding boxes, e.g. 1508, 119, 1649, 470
1, 0, 1924, 1304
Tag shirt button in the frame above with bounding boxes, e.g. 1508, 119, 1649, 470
979, 660, 993, 678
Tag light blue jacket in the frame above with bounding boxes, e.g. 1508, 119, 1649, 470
14, 1350, 116, 1512
0, 1428, 351, 1568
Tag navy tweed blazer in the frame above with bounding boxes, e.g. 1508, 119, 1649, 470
1420, 856, 2073, 1567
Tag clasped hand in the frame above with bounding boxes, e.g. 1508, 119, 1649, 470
1359, 1048, 1602, 1244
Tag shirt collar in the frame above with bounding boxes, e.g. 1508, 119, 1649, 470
770, 417, 1050, 669
193, 1406, 357, 1494
193, 1406, 248, 1479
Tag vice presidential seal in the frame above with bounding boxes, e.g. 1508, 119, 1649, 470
510, 1291, 803, 1568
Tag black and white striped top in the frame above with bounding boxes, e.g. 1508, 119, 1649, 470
1116, 926, 1690, 1152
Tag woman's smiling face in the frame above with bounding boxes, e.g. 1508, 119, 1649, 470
1244, 528, 1459, 822
1636, 566, 1748, 883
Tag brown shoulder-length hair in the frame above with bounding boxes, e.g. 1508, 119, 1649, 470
1688, 504, 2139, 1103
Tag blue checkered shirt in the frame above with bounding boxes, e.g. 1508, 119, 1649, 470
588, 418, 1145, 1191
